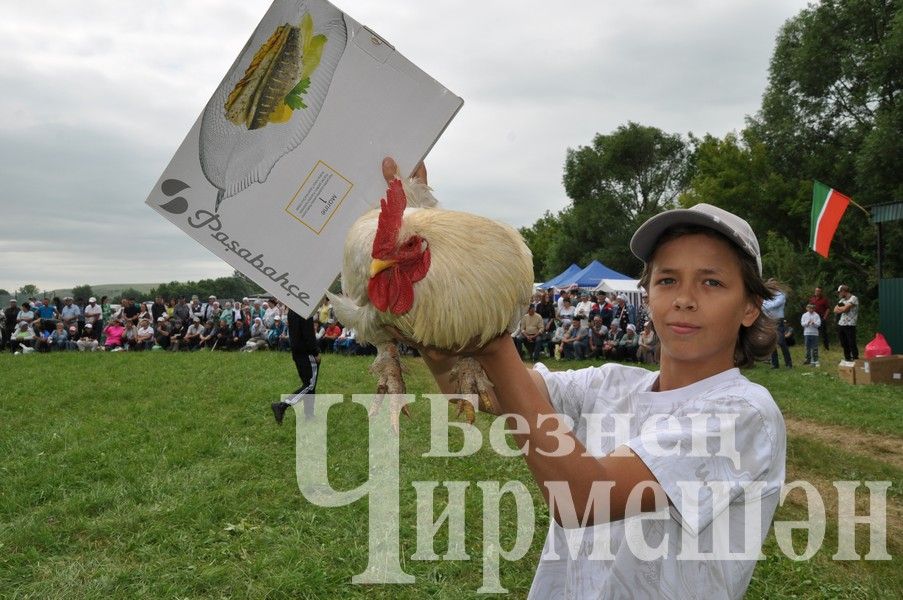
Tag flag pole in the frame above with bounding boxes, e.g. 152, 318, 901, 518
848, 198, 870, 218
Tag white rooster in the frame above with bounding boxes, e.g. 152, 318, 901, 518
327, 162, 533, 429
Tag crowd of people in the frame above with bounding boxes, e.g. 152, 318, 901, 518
1, 294, 372, 356
3, 281, 860, 364
512, 289, 656, 364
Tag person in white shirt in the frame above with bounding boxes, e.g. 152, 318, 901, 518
834, 284, 859, 361
406, 199, 786, 599
558, 298, 576, 323
135, 319, 155, 351
83, 297, 102, 326
800, 304, 822, 367
574, 293, 593, 319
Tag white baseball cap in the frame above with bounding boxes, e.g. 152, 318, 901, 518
89, 297, 96, 303
630, 203, 762, 275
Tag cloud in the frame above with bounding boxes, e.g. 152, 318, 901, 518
0, 0, 807, 290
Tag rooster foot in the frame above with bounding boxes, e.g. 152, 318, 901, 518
448, 357, 494, 425
368, 342, 411, 433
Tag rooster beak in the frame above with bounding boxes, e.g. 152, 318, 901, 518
370, 258, 397, 278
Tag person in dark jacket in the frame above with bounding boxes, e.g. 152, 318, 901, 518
271, 309, 321, 424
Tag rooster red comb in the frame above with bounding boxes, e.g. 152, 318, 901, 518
372, 179, 407, 259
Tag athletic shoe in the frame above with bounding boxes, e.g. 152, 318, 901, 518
271, 401, 289, 425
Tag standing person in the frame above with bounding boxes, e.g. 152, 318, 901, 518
271, 310, 321, 424
807, 286, 831, 351
800, 304, 822, 367
834, 284, 860, 361
762, 287, 792, 369
60, 297, 80, 331
400, 181, 785, 598
3, 299, 20, 349
84, 297, 102, 330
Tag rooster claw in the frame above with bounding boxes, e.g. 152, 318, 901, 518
448, 358, 494, 425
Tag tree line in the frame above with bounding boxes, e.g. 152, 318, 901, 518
520, 0, 901, 330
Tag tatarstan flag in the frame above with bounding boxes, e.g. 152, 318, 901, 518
810, 181, 851, 258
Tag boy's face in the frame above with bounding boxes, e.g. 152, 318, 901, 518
647, 233, 759, 375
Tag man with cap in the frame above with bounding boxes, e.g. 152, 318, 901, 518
612, 294, 636, 332
202, 295, 217, 322
135, 318, 155, 351
184, 317, 203, 350
84, 297, 102, 329
10, 320, 36, 352
574, 293, 593, 320
834, 284, 859, 361
155, 315, 174, 350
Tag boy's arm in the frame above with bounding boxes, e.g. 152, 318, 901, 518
475, 335, 664, 526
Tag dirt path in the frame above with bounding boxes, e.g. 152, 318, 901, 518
784, 417, 903, 471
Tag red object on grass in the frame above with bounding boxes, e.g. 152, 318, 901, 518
864, 333, 892, 358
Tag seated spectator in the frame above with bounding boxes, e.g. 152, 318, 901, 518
183, 317, 204, 351
154, 316, 173, 350
77, 323, 100, 351
588, 316, 608, 358
266, 315, 285, 349
638, 320, 658, 364
602, 322, 624, 360
34, 326, 53, 352
214, 318, 232, 350
49, 321, 70, 351
17, 302, 35, 327
558, 298, 576, 323
121, 321, 137, 350
231, 318, 250, 350
514, 305, 544, 361
65, 325, 80, 350
548, 318, 567, 359
334, 326, 358, 354
277, 319, 291, 351
241, 317, 268, 352
560, 319, 580, 360
135, 319, 155, 351
617, 323, 640, 362
10, 321, 36, 353
572, 317, 592, 359
103, 319, 126, 351
198, 320, 217, 350
319, 320, 342, 353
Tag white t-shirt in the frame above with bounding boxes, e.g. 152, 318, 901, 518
529, 363, 786, 600
84, 304, 102, 324
574, 301, 593, 318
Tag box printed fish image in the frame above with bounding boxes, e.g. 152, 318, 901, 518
199, 0, 348, 209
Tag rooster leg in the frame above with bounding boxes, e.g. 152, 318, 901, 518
448, 357, 494, 425
368, 342, 411, 433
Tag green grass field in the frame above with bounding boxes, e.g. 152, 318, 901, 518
1, 348, 899, 599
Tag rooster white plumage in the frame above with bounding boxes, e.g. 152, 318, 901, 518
327, 168, 533, 429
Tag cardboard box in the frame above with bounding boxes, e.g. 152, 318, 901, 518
838, 363, 857, 385
145, 0, 463, 317
853, 355, 903, 385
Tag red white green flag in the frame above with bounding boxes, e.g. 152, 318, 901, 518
810, 181, 851, 258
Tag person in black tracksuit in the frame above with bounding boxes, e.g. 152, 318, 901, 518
271, 309, 320, 424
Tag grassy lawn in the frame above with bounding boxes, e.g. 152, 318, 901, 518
0, 348, 899, 599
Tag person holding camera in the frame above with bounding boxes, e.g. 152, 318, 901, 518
834, 284, 859, 361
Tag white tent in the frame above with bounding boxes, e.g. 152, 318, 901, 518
593, 278, 643, 308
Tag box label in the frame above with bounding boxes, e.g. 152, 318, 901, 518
285, 161, 352, 234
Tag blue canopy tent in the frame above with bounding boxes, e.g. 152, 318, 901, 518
537, 263, 581, 289
558, 260, 632, 289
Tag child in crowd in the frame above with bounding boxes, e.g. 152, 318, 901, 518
387, 157, 785, 599
801, 303, 822, 367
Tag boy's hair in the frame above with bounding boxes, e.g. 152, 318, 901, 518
806, 303, 815, 309
637, 224, 778, 368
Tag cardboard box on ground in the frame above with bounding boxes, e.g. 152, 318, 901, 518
853, 355, 903, 386
145, 0, 463, 318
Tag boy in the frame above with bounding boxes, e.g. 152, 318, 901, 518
389, 158, 785, 599
801, 303, 822, 367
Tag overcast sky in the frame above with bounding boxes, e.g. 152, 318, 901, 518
0, 0, 809, 293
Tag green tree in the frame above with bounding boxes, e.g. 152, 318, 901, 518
749, 0, 902, 280
71, 284, 94, 302
553, 122, 694, 276
19, 284, 39, 298
518, 210, 563, 281
0, 289, 9, 297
